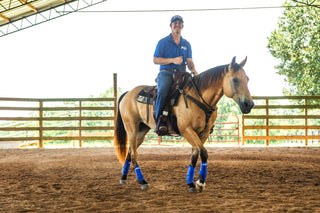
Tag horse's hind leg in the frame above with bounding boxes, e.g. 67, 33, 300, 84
131, 124, 150, 190
120, 122, 150, 190
120, 148, 132, 184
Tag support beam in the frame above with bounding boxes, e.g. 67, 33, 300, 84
0, 13, 10, 22
18, 0, 38, 12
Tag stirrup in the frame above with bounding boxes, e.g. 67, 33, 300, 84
156, 115, 168, 135
158, 125, 168, 135
155, 114, 168, 135
156, 123, 168, 136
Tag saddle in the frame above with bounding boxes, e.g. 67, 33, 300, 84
136, 71, 192, 136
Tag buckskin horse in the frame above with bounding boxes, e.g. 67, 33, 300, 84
114, 56, 254, 192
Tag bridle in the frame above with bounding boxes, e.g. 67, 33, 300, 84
181, 76, 218, 132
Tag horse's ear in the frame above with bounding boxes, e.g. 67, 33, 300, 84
240, 56, 247, 68
228, 56, 236, 71
231, 56, 236, 66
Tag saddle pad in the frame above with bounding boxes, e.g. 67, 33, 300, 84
136, 86, 156, 105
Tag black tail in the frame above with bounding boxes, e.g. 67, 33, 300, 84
114, 91, 128, 165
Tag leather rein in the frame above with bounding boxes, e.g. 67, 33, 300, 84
181, 76, 218, 131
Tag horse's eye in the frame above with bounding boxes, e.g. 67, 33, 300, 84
232, 78, 240, 88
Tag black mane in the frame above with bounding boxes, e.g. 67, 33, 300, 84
190, 62, 243, 91
191, 64, 228, 91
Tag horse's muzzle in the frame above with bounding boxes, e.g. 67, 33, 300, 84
239, 98, 254, 114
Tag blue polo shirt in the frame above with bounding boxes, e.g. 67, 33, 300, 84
154, 34, 192, 71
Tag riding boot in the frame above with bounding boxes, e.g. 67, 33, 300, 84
155, 115, 168, 136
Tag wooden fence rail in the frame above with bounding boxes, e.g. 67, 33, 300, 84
242, 96, 320, 146
0, 97, 117, 148
1, 83, 319, 148
0, 74, 117, 148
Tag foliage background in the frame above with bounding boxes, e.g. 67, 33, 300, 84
267, 0, 320, 95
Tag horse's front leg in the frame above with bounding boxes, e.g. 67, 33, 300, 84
186, 147, 199, 192
196, 148, 208, 192
183, 128, 209, 192
186, 147, 208, 192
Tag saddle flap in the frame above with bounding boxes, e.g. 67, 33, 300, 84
135, 71, 191, 106
136, 86, 157, 105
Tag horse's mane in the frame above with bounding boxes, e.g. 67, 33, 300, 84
190, 62, 242, 92
190, 64, 228, 91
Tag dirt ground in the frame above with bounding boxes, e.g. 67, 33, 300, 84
0, 146, 319, 213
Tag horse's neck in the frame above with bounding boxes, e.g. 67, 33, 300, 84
203, 87, 224, 107
185, 73, 224, 108
200, 78, 224, 108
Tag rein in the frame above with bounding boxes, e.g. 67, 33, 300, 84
182, 76, 218, 131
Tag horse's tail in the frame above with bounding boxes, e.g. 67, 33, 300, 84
114, 91, 129, 165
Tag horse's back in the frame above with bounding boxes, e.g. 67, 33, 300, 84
120, 85, 155, 127
120, 85, 147, 107
121, 85, 149, 103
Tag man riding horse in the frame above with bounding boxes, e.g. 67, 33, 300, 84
114, 15, 254, 192
153, 15, 198, 135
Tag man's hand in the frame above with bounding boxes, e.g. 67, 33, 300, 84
172, 56, 183, 65
187, 58, 198, 75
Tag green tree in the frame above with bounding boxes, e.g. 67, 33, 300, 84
95, 87, 123, 99
267, 0, 320, 95
217, 96, 241, 116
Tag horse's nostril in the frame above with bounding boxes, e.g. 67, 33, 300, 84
240, 100, 254, 114
243, 101, 251, 109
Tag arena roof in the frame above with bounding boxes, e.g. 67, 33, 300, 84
0, 0, 107, 37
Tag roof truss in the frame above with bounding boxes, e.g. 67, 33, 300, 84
0, 0, 107, 37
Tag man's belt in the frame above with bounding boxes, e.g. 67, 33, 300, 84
162, 68, 180, 73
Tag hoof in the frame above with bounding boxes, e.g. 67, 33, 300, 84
120, 175, 127, 184
141, 184, 150, 190
196, 180, 206, 192
120, 179, 128, 184
188, 187, 197, 192
139, 179, 150, 190
188, 183, 197, 192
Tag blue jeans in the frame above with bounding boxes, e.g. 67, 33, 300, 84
155, 70, 174, 120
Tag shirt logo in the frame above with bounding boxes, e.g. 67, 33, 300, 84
181, 46, 187, 51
